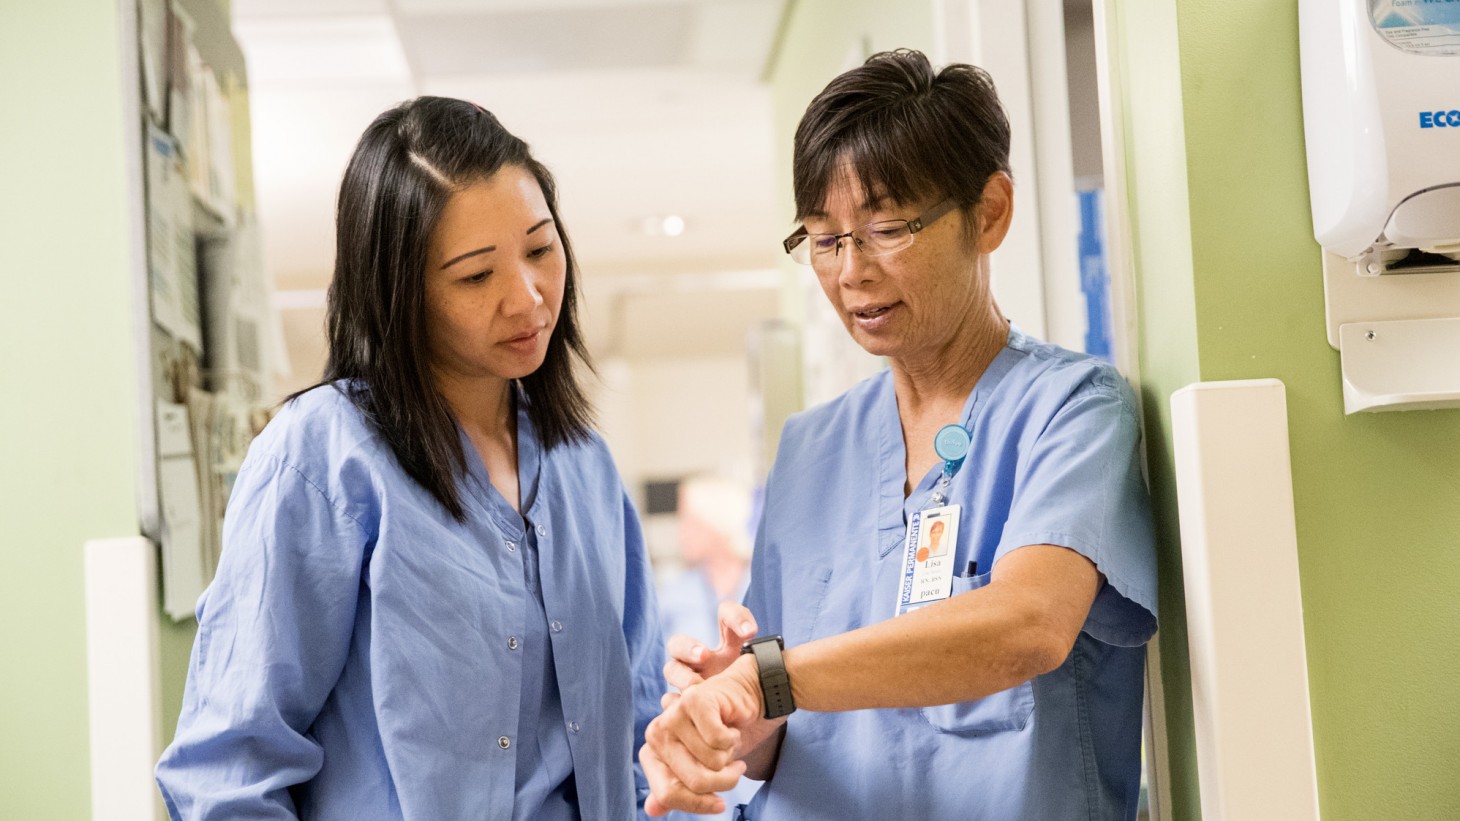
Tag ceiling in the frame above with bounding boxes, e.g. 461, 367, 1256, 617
231, 0, 789, 391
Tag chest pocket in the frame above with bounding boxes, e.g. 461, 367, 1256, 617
783, 567, 835, 646
917, 571, 1036, 735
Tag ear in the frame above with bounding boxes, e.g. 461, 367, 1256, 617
973, 171, 1014, 254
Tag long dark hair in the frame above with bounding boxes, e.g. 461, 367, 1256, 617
793, 49, 1012, 220
310, 96, 593, 521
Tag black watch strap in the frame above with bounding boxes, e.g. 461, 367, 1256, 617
741, 635, 795, 719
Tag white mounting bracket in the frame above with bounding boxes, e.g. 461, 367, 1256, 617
1322, 250, 1460, 414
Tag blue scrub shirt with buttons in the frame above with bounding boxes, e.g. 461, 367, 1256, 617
156, 383, 664, 820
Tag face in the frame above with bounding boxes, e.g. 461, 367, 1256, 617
423, 166, 566, 386
803, 164, 1011, 363
677, 508, 721, 566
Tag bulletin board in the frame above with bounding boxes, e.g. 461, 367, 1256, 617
131, 0, 284, 620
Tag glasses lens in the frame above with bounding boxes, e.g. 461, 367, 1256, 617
787, 237, 812, 265
799, 234, 842, 267
858, 222, 913, 256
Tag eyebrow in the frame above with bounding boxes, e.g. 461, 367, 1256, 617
440, 246, 495, 269
802, 196, 893, 223
438, 218, 555, 270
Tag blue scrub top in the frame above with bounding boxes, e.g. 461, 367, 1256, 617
156, 383, 664, 820
742, 326, 1158, 821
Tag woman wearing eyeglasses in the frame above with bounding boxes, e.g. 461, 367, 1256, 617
641, 50, 1157, 821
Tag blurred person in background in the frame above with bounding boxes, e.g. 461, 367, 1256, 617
658, 475, 753, 645
656, 475, 759, 821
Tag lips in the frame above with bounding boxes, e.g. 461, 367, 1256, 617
500, 327, 546, 351
848, 301, 901, 332
848, 301, 899, 319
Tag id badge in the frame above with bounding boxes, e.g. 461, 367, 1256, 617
894, 504, 962, 616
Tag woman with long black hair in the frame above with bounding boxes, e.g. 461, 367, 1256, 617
157, 96, 663, 820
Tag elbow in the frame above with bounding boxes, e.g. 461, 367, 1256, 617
1014, 612, 1079, 679
1026, 632, 1074, 677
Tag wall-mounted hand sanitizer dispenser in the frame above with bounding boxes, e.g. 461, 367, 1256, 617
1300, 0, 1460, 413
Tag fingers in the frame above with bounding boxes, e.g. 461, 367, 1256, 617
672, 698, 741, 770
643, 682, 752, 804
656, 731, 746, 796
646, 695, 739, 775
716, 601, 758, 651
646, 638, 766, 816
666, 633, 710, 667
640, 741, 728, 817
664, 659, 705, 691
664, 609, 755, 688
664, 635, 708, 691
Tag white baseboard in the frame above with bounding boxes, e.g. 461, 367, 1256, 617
84, 537, 165, 821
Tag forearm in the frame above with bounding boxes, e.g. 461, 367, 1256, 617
783, 563, 1087, 712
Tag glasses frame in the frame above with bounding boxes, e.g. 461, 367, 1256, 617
781, 197, 959, 264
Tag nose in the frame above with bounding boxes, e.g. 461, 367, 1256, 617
834, 237, 876, 289
500, 260, 545, 317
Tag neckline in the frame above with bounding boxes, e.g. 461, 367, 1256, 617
458, 383, 542, 536
873, 326, 1024, 547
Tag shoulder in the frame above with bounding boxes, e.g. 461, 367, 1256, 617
998, 329, 1139, 426
780, 369, 891, 451
541, 426, 632, 510
236, 383, 391, 535
247, 382, 382, 474
549, 426, 620, 475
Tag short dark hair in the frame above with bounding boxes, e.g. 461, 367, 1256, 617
792, 49, 1011, 220
313, 96, 593, 521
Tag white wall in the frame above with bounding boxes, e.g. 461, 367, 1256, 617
594, 355, 755, 571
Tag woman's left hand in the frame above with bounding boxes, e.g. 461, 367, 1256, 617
642, 653, 772, 815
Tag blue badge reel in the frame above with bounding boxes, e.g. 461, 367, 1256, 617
933, 424, 970, 478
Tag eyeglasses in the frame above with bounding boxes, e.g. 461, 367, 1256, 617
782, 198, 958, 268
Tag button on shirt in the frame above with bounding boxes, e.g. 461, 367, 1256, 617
502, 417, 577, 821
156, 384, 664, 820
742, 327, 1158, 821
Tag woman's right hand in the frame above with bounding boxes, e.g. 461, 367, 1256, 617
663, 601, 759, 690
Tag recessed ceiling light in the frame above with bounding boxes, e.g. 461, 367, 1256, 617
638, 214, 687, 237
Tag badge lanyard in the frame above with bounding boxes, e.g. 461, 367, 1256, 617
928, 424, 971, 506
895, 424, 973, 616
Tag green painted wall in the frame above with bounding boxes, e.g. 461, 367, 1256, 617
0, 0, 197, 815
1, 1, 136, 815
1120, 0, 1460, 817
1106, 1, 1203, 817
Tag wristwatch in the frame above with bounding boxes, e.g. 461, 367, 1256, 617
740, 635, 796, 719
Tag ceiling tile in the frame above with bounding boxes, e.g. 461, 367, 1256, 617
396, 5, 693, 76
393, 0, 694, 14
233, 16, 410, 82
234, 0, 390, 19
686, 0, 783, 72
